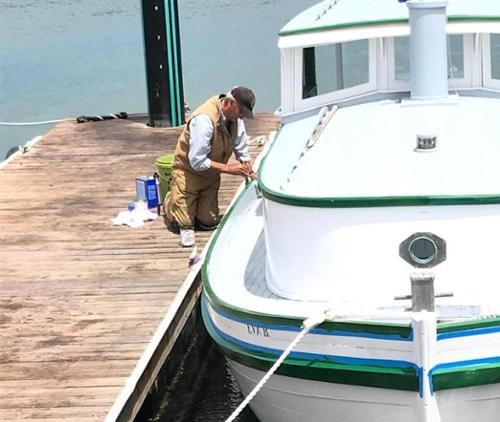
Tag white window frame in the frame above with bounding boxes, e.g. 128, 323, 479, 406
386, 36, 410, 92
386, 34, 475, 92
483, 33, 500, 90
280, 48, 296, 114
448, 34, 475, 90
293, 38, 377, 111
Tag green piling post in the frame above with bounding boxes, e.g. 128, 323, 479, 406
141, 0, 185, 127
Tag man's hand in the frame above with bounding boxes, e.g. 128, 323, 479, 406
225, 162, 251, 178
211, 160, 249, 178
243, 161, 258, 180
211, 160, 258, 179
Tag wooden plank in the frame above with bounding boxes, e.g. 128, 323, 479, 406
0, 407, 110, 421
0, 113, 279, 421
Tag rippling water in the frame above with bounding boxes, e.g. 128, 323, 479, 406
135, 310, 259, 422
161, 342, 259, 422
0, 0, 313, 159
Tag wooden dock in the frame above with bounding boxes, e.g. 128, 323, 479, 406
0, 113, 279, 422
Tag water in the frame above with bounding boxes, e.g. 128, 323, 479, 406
0, 0, 314, 160
135, 305, 259, 422
151, 338, 260, 422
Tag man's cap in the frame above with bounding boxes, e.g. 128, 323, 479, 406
230, 86, 256, 119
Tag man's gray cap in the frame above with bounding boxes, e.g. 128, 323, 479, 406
231, 86, 256, 119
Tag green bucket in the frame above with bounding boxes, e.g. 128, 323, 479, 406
156, 154, 174, 203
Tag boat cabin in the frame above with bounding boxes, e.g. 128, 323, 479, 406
257, 0, 500, 307
278, 0, 500, 114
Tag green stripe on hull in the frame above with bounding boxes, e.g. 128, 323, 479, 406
433, 362, 500, 391
206, 298, 500, 393
203, 288, 412, 339
223, 344, 419, 392
204, 307, 419, 392
437, 317, 500, 334
258, 122, 500, 208
223, 334, 500, 393
259, 184, 500, 208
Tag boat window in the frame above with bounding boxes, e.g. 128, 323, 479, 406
394, 37, 410, 81
490, 34, 500, 80
302, 40, 369, 99
393, 35, 465, 81
448, 35, 465, 79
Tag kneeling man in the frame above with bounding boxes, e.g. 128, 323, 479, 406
164, 86, 257, 247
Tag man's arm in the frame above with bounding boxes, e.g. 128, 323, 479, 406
210, 161, 251, 177
233, 119, 257, 180
188, 115, 251, 178
188, 115, 214, 171
233, 119, 251, 162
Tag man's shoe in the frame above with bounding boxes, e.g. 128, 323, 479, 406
180, 229, 195, 247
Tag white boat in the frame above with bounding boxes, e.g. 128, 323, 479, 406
201, 1, 500, 421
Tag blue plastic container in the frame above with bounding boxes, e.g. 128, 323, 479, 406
136, 176, 159, 209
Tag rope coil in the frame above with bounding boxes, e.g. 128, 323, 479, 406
76, 112, 128, 123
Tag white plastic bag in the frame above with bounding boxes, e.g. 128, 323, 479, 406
112, 201, 158, 228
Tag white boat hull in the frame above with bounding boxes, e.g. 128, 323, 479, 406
228, 359, 500, 422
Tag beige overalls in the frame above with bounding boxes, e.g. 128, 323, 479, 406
164, 96, 237, 229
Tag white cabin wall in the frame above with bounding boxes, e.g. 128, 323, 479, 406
263, 199, 500, 308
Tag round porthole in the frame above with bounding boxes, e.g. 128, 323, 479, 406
408, 236, 437, 265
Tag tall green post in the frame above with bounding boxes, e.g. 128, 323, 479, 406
141, 0, 185, 127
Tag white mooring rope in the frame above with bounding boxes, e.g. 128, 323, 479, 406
224, 311, 328, 422
0, 118, 73, 126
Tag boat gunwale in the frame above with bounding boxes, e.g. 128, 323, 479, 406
201, 296, 420, 392
201, 166, 413, 337
203, 296, 500, 393
202, 173, 500, 335
258, 114, 500, 208
259, 187, 500, 208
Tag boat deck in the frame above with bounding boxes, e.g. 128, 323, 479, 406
0, 113, 279, 421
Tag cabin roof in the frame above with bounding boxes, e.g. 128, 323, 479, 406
259, 96, 500, 206
279, 0, 500, 37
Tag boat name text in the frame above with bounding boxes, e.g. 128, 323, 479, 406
246, 324, 270, 337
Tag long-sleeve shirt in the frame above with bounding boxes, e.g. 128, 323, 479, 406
187, 114, 251, 171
